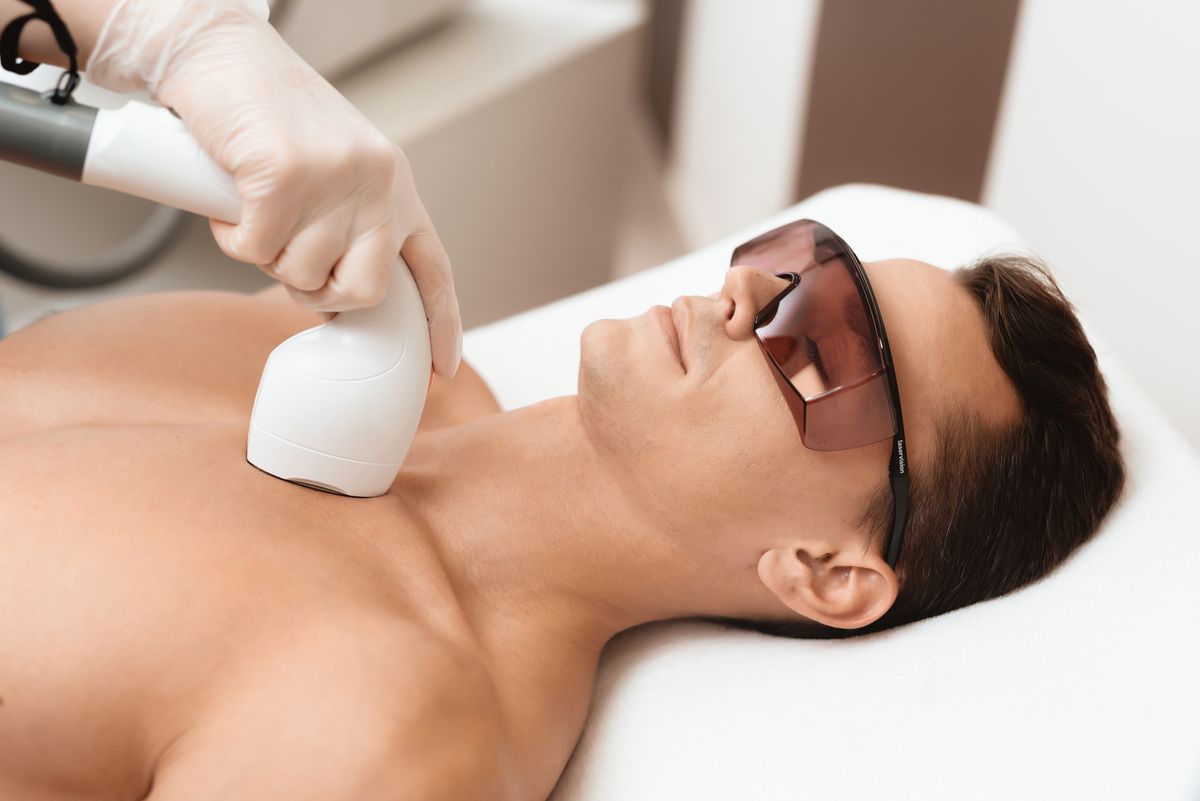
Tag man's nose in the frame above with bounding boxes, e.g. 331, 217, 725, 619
720, 266, 793, 341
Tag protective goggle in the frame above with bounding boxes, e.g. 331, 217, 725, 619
730, 219, 909, 567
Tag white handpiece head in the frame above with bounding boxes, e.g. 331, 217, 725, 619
246, 260, 432, 497
79, 98, 432, 497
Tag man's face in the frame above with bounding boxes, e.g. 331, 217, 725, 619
577, 257, 1019, 619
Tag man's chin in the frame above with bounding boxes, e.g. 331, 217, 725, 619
578, 320, 619, 399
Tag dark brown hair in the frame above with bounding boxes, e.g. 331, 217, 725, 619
730, 255, 1126, 638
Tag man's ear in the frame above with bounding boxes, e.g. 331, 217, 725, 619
757, 542, 898, 629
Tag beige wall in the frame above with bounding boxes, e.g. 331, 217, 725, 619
645, 0, 1020, 245
797, 0, 1020, 202
663, 0, 822, 246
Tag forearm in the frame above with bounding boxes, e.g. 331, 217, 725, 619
0, 0, 120, 68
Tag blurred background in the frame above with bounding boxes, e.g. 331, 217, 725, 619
0, 0, 1196, 449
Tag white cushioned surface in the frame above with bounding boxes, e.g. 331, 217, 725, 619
463, 185, 1200, 801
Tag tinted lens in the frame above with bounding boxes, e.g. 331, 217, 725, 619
732, 221, 897, 451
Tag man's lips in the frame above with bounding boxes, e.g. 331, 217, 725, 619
651, 304, 684, 368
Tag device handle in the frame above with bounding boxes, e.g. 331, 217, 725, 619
83, 100, 243, 223
83, 98, 425, 368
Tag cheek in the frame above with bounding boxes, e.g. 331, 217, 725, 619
693, 357, 802, 482
645, 350, 807, 523
578, 324, 825, 530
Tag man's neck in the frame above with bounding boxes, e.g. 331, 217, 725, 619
391, 397, 703, 792
394, 397, 682, 660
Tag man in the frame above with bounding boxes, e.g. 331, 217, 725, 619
0, 221, 1124, 799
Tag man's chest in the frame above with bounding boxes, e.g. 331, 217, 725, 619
0, 423, 456, 798
0, 421, 576, 801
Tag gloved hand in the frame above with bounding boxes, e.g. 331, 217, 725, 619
86, 0, 462, 376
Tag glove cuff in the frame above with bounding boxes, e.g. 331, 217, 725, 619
88, 0, 270, 96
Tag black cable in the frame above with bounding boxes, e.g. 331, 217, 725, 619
0, 0, 181, 290
0, 0, 79, 104
0, 204, 186, 289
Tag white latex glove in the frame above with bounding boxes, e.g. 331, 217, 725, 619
86, 0, 462, 376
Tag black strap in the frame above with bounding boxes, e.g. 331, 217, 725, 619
1, 0, 80, 104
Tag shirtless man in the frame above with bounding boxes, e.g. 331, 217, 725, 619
0, 227, 1123, 799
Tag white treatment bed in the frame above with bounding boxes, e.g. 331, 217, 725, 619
463, 185, 1200, 801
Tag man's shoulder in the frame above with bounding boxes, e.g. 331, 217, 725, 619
252, 611, 508, 746
360, 620, 510, 745
151, 622, 522, 800
366, 646, 524, 800
279, 622, 525, 800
